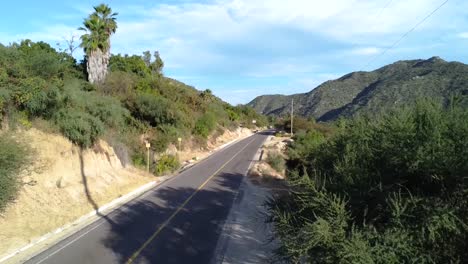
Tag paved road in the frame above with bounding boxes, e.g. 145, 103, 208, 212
25, 131, 271, 264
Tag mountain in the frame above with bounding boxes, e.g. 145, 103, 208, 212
247, 57, 468, 121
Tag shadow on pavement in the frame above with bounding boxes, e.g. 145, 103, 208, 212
100, 172, 249, 264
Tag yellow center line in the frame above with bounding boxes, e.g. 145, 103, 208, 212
126, 137, 256, 264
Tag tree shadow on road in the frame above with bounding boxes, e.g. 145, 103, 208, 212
100, 172, 251, 264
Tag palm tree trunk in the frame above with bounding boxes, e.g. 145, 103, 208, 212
87, 49, 109, 84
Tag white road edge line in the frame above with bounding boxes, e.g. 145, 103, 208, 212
34, 220, 107, 264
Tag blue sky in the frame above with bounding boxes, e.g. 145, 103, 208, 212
1, 0, 468, 105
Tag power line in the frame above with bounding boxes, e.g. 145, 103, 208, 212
362, 0, 449, 70
374, 0, 394, 21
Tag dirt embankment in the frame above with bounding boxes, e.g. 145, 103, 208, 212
0, 127, 253, 260
0, 128, 154, 257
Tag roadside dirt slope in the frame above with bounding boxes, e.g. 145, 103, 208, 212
0, 128, 154, 256
0, 127, 254, 259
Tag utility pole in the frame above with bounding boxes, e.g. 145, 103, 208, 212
291, 99, 294, 136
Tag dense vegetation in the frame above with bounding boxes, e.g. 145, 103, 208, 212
0, 39, 265, 157
268, 100, 468, 263
248, 56, 468, 121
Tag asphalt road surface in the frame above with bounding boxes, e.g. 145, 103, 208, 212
25, 131, 271, 264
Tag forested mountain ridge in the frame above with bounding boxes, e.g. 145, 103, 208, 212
248, 56, 468, 121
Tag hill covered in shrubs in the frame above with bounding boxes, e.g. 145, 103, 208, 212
248, 57, 468, 121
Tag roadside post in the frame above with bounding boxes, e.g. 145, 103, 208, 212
177, 137, 182, 151
145, 141, 151, 172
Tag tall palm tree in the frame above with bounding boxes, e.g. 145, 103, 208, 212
79, 4, 117, 84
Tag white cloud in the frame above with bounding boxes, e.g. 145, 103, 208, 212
0, 24, 80, 44
350, 47, 382, 56
224, 0, 450, 40
457, 32, 468, 39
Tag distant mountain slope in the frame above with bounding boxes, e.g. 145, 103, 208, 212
247, 57, 468, 121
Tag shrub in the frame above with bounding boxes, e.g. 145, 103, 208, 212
266, 151, 286, 172
193, 112, 217, 138
84, 94, 130, 128
98, 71, 137, 97
268, 100, 468, 263
60, 80, 130, 129
284, 116, 314, 133
147, 125, 186, 153
226, 108, 240, 121
288, 130, 326, 163
131, 151, 146, 169
54, 109, 104, 147
0, 134, 29, 211
24, 85, 63, 118
131, 93, 187, 128
154, 154, 180, 176
0, 88, 10, 123
63, 83, 130, 129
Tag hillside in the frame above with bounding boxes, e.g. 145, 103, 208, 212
247, 56, 468, 121
0, 40, 267, 213
0, 39, 266, 260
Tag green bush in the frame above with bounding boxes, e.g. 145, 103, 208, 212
98, 71, 137, 97
154, 154, 180, 176
131, 151, 146, 169
131, 93, 187, 128
266, 151, 285, 172
24, 85, 63, 118
54, 109, 104, 147
62, 83, 130, 129
193, 112, 217, 138
84, 94, 130, 128
0, 134, 29, 211
268, 100, 468, 263
0, 88, 10, 123
151, 124, 188, 153
288, 130, 326, 163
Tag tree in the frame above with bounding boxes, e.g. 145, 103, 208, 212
79, 4, 118, 84
200, 89, 213, 102
64, 35, 79, 57
142, 51, 151, 67
150, 51, 164, 75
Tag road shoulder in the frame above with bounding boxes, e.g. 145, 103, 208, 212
212, 136, 281, 264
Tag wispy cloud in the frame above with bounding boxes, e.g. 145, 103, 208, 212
0, 24, 81, 48
457, 32, 468, 39
350, 47, 382, 56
